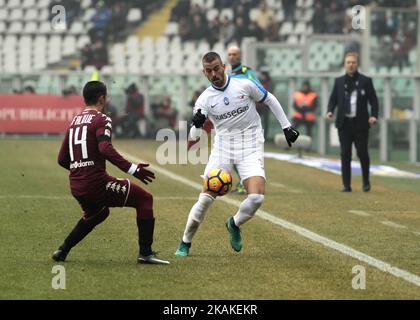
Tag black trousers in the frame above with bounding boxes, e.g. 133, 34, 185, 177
338, 118, 370, 187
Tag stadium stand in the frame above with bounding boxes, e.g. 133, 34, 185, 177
0, 0, 418, 117
0, 0, 417, 77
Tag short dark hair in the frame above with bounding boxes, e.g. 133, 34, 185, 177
83, 81, 107, 105
202, 52, 222, 64
344, 52, 359, 63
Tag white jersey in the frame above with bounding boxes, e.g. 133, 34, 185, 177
194, 76, 267, 159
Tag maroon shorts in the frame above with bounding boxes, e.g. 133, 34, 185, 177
72, 175, 154, 220
72, 177, 132, 218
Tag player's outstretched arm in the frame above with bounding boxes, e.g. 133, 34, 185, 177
97, 140, 155, 185
96, 116, 155, 184
57, 131, 71, 170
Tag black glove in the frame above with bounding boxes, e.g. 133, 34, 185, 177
192, 109, 206, 128
283, 126, 299, 147
133, 163, 155, 185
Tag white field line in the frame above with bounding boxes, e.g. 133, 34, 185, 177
0, 195, 72, 200
269, 182, 302, 193
348, 210, 371, 217
121, 151, 420, 287
381, 221, 408, 229
370, 210, 418, 214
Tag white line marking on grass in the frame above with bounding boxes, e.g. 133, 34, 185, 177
0, 195, 72, 200
348, 210, 371, 217
121, 151, 420, 287
156, 197, 198, 200
381, 221, 408, 229
371, 210, 418, 214
269, 182, 302, 193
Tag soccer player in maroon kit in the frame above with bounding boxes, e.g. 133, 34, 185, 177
52, 81, 169, 265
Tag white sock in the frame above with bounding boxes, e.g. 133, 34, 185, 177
233, 194, 264, 227
182, 193, 215, 243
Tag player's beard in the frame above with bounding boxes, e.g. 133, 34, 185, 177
211, 74, 225, 88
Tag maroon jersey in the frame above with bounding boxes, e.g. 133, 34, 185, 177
58, 108, 133, 197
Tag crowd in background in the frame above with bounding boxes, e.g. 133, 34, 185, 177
371, 9, 417, 71
9, 0, 418, 139
106, 84, 178, 139
79, 0, 165, 69
172, 0, 280, 46
172, 0, 418, 47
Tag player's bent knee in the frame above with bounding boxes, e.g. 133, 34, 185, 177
143, 190, 153, 205
248, 193, 264, 207
191, 193, 215, 223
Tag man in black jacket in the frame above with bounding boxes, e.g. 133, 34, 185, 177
326, 52, 379, 192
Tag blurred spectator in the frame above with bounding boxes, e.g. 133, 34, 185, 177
391, 20, 416, 70
23, 86, 36, 95
190, 3, 206, 21
190, 15, 208, 41
248, 21, 264, 40
324, 2, 345, 34
106, 101, 119, 123
371, 37, 393, 70
292, 81, 318, 137
90, 39, 108, 70
108, 3, 128, 42
179, 17, 191, 43
219, 16, 235, 46
66, 0, 81, 28
154, 97, 178, 130
105, 100, 122, 137
62, 86, 78, 97
125, 83, 146, 138
312, 0, 326, 33
189, 92, 200, 110
170, 0, 190, 21
255, 1, 275, 32
81, 43, 94, 70
208, 17, 221, 48
234, 5, 250, 26
233, 17, 248, 46
263, 16, 279, 42
282, 0, 296, 22
89, 2, 112, 42
228, 45, 261, 85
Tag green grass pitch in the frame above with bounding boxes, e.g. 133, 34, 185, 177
1, 139, 420, 299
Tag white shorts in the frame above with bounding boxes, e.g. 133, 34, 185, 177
203, 148, 266, 184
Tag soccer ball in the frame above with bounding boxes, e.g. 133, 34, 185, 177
204, 168, 233, 196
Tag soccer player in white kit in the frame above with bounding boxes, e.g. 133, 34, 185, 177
175, 52, 299, 256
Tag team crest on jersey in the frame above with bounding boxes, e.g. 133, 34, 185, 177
224, 97, 229, 105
